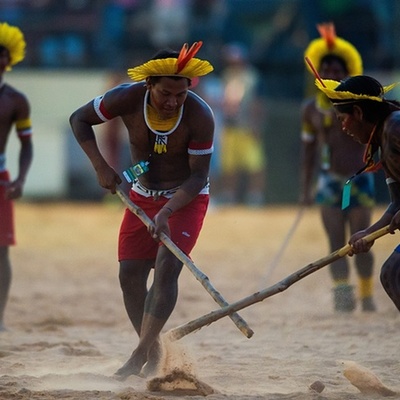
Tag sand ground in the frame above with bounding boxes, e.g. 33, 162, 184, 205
1, 199, 399, 399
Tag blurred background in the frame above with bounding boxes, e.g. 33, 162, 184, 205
3, 0, 400, 204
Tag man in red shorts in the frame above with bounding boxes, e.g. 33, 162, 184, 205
69, 42, 214, 378
0, 22, 33, 332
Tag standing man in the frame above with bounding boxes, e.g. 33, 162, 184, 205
69, 42, 214, 378
299, 23, 376, 312
0, 22, 33, 331
314, 75, 400, 312
217, 42, 267, 206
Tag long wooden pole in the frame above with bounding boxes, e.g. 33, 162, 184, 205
116, 187, 254, 338
166, 225, 392, 341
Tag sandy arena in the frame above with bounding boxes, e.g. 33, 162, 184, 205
0, 199, 399, 399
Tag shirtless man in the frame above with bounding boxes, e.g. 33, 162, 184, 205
300, 24, 375, 312
0, 22, 33, 331
69, 42, 214, 378
315, 74, 400, 312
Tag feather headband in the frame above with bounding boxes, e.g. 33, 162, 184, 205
127, 41, 213, 81
315, 79, 398, 104
304, 22, 362, 77
0, 22, 26, 71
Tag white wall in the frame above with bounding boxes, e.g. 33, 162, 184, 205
5, 70, 109, 198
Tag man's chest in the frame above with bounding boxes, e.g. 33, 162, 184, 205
0, 94, 17, 121
125, 114, 191, 155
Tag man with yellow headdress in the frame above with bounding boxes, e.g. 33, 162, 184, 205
314, 74, 400, 314
0, 22, 33, 332
299, 23, 376, 313
70, 42, 214, 378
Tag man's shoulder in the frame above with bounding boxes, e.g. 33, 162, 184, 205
387, 109, 400, 121
301, 97, 319, 119
186, 90, 212, 114
3, 83, 28, 99
1, 84, 30, 108
301, 96, 317, 110
383, 111, 400, 138
105, 82, 145, 114
112, 82, 145, 97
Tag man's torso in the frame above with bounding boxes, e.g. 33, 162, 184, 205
305, 98, 366, 176
0, 84, 23, 153
117, 84, 210, 190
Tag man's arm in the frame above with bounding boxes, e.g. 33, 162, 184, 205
348, 114, 400, 254
6, 93, 33, 200
166, 101, 214, 212
69, 96, 122, 194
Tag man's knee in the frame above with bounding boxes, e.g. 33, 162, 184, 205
119, 259, 152, 289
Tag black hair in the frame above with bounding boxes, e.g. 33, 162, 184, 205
333, 75, 398, 123
320, 54, 348, 74
0, 45, 9, 55
151, 49, 179, 60
336, 75, 383, 97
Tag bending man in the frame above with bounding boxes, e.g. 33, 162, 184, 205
69, 42, 214, 378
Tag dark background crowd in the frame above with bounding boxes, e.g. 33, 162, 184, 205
2, 0, 399, 203
3, 0, 399, 97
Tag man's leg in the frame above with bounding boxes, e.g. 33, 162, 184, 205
0, 246, 11, 331
321, 206, 355, 312
348, 206, 376, 311
380, 248, 400, 312
115, 247, 183, 378
119, 259, 153, 335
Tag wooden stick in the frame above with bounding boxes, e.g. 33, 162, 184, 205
166, 225, 392, 341
115, 187, 254, 338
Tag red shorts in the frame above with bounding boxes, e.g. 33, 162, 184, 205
0, 171, 15, 246
118, 190, 209, 261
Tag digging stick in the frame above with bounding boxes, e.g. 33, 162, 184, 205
166, 225, 392, 341
115, 187, 254, 338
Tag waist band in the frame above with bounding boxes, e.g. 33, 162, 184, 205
131, 179, 179, 199
131, 178, 209, 199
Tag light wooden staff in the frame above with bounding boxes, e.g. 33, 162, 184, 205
116, 187, 254, 339
166, 225, 392, 341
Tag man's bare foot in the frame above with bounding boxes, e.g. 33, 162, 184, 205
114, 349, 147, 380
141, 341, 163, 377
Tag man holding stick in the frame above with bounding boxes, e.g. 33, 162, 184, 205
0, 22, 33, 332
69, 42, 214, 378
314, 74, 400, 312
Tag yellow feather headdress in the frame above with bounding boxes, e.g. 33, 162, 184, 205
315, 78, 398, 104
127, 41, 213, 81
304, 23, 362, 76
0, 22, 26, 71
